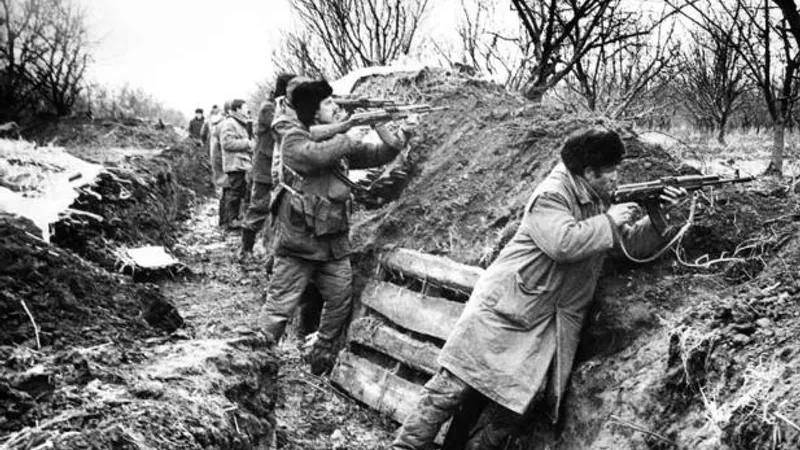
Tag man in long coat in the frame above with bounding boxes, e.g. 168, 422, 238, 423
390, 128, 685, 449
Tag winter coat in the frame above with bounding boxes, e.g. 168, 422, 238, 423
207, 113, 227, 187
252, 100, 276, 184
270, 111, 400, 261
437, 163, 666, 419
220, 114, 253, 173
189, 117, 204, 139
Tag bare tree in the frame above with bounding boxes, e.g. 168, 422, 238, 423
674, 0, 799, 174
564, 19, 680, 119
509, 0, 665, 102
270, 30, 329, 79
0, 0, 91, 117
451, 0, 529, 89
287, 0, 430, 78
674, 3, 751, 144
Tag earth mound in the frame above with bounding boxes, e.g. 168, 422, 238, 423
345, 68, 800, 449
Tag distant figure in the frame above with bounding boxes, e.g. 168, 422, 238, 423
239, 74, 295, 261
188, 108, 205, 140
208, 103, 230, 227
200, 105, 221, 146
219, 99, 253, 230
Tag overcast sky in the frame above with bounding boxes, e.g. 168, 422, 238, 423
85, 0, 294, 117
82, 0, 658, 119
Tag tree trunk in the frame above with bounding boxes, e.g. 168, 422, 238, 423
523, 83, 547, 103
767, 118, 785, 175
717, 118, 727, 145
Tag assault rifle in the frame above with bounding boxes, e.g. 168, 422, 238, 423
349, 104, 449, 125
612, 173, 755, 232
333, 96, 398, 111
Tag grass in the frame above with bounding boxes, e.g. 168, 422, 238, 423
639, 127, 800, 177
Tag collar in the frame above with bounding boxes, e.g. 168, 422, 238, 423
554, 163, 603, 206
272, 98, 308, 131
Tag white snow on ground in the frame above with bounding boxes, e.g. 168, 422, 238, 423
0, 139, 103, 241
330, 64, 426, 96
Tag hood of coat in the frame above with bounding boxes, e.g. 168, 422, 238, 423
272, 97, 305, 131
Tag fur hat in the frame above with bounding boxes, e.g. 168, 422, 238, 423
290, 79, 333, 127
561, 127, 625, 175
286, 76, 313, 105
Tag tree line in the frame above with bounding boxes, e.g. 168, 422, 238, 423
3, 0, 800, 173
275, 0, 800, 175
0, 0, 184, 126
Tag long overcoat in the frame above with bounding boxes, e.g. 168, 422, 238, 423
438, 163, 665, 419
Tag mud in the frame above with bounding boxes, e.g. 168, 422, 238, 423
1, 120, 278, 449
5, 72, 800, 450
345, 68, 800, 449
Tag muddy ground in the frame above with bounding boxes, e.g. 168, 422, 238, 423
346, 68, 800, 449
1, 119, 397, 449
3, 70, 800, 450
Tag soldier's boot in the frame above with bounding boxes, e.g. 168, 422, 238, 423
306, 338, 336, 376
238, 228, 256, 261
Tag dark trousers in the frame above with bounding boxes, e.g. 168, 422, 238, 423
218, 187, 230, 227
243, 181, 271, 233
224, 171, 250, 224
260, 255, 352, 344
390, 369, 528, 450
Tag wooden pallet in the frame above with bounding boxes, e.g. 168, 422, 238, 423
330, 248, 485, 435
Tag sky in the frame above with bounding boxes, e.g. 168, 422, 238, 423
81, 0, 659, 118
84, 0, 294, 116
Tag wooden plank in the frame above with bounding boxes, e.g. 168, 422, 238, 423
349, 318, 440, 375
331, 350, 422, 423
380, 247, 484, 294
361, 281, 464, 341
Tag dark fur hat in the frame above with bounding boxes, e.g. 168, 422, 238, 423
561, 127, 625, 175
274, 73, 296, 99
290, 79, 333, 127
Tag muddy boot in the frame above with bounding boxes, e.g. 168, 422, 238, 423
306, 338, 336, 376
239, 228, 256, 261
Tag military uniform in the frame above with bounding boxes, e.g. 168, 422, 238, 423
261, 109, 400, 361
241, 101, 277, 253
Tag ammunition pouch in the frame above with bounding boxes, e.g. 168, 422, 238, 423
284, 188, 350, 237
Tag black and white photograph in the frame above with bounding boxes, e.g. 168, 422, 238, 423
1, 0, 799, 449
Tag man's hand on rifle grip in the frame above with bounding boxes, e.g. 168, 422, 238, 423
659, 186, 689, 211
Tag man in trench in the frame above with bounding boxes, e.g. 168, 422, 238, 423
261, 78, 408, 375
389, 128, 686, 449
238, 74, 295, 261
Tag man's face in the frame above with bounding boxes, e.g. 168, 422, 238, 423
240, 103, 250, 117
584, 165, 619, 199
314, 96, 340, 124
195, 112, 203, 119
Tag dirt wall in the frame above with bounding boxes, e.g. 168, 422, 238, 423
347, 68, 800, 449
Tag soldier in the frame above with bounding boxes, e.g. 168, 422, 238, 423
239, 75, 295, 261
220, 99, 253, 230
261, 79, 407, 375
209, 102, 229, 228
389, 128, 686, 450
